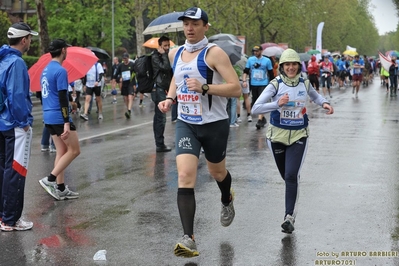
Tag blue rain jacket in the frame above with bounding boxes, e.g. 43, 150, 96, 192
0, 44, 33, 130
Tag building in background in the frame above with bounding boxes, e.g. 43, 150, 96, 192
0, 0, 36, 22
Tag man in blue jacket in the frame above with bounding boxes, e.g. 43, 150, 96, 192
0, 22, 37, 231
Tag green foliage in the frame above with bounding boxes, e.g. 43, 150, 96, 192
0, 11, 11, 46
21, 0, 397, 58
23, 55, 40, 69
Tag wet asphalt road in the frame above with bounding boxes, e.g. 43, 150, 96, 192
1, 78, 399, 266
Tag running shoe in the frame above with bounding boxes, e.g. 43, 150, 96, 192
139, 103, 144, 108
256, 117, 266, 129
247, 115, 252, 122
281, 214, 295, 234
56, 186, 79, 200
125, 111, 131, 119
50, 146, 56, 153
1, 219, 33, 231
39, 177, 60, 200
80, 113, 89, 121
220, 189, 235, 227
174, 235, 199, 258
229, 123, 239, 128
236, 116, 242, 123
41, 146, 49, 152
98, 114, 103, 120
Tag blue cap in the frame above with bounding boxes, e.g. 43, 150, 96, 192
178, 7, 208, 23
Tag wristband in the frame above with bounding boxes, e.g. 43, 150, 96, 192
166, 96, 174, 102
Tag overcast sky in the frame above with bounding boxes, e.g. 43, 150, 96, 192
370, 0, 398, 35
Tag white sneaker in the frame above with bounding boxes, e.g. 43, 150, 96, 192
1, 219, 33, 231
39, 177, 59, 200
247, 115, 252, 122
56, 186, 79, 200
229, 123, 239, 128
98, 114, 103, 120
236, 117, 242, 123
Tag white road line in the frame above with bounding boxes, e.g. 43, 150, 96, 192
78, 121, 153, 141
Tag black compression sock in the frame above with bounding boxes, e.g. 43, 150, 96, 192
48, 174, 56, 182
177, 188, 195, 237
217, 171, 232, 206
57, 183, 65, 192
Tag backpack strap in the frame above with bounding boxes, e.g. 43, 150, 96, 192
95, 62, 98, 82
198, 44, 216, 110
271, 76, 282, 97
272, 75, 310, 97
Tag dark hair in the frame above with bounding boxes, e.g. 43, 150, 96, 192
8, 37, 24, 46
50, 49, 63, 58
158, 36, 170, 46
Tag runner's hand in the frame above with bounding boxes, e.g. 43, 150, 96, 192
61, 123, 70, 140
158, 100, 172, 113
323, 103, 334, 115
185, 78, 201, 93
278, 93, 289, 107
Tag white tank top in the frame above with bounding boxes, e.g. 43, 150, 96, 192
173, 44, 228, 125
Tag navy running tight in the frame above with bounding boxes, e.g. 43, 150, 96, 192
267, 137, 308, 219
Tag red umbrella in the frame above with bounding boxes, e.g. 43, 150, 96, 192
261, 42, 278, 50
29, 46, 98, 92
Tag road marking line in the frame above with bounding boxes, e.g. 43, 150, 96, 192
78, 121, 153, 141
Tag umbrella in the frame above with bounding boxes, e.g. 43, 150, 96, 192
211, 40, 242, 65
307, 49, 321, 55
262, 46, 285, 57
261, 42, 278, 50
143, 37, 176, 49
298, 53, 311, 62
388, 50, 399, 57
208, 33, 242, 44
234, 55, 248, 71
86, 46, 110, 59
143, 11, 184, 35
29, 46, 98, 92
342, 50, 358, 56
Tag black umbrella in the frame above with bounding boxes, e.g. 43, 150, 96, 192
86, 46, 110, 60
211, 40, 242, 65
208, 33, 242, 44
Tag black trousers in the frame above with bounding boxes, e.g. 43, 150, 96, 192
151, 87, 167, 147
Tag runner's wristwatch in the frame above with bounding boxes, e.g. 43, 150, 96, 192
202, 84, 209, 96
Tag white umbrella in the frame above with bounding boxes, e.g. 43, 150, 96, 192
262, 46, 285, 57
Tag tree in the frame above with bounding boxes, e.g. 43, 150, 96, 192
0, 11, 11, 46
35, 0, 50, 54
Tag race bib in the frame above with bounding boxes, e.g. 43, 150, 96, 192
280, 101, 305, 126
86, 73, 95, 83
177, 81, 203, 123
252, 69, 265, 80
121, 70, 131, 81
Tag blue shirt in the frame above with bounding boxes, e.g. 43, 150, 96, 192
41, 61, 71, 124
245, 56, 273, 86
352, 59, 364, 74
337, 60, 347, 71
